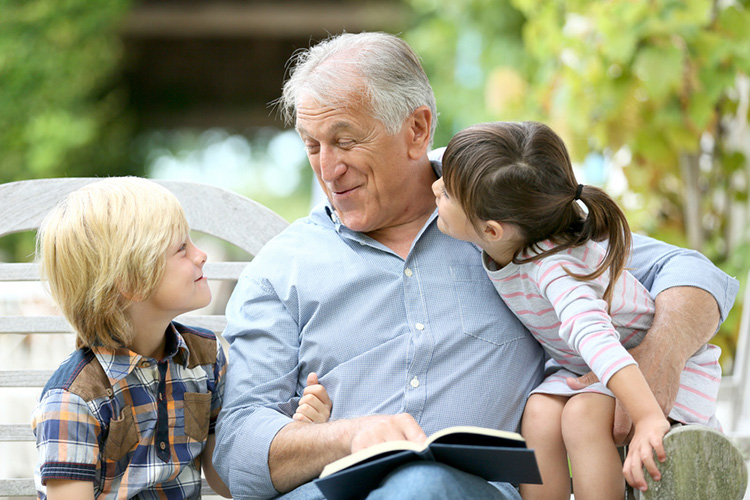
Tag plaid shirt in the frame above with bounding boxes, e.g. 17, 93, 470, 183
32, 322, 226, 500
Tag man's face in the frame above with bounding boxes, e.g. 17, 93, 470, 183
295, 95, 418, 235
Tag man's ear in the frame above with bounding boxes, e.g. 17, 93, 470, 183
483, 220, 505, 242
406, 106, 432, 160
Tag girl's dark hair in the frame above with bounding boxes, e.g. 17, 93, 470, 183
442, 121, 632, 305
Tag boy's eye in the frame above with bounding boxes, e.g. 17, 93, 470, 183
442, 187, 450, 199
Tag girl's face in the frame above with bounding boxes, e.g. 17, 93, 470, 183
431, 177, 485, 246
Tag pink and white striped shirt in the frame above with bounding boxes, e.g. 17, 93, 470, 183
483, 239, 722, 427
484, 239, 652, 387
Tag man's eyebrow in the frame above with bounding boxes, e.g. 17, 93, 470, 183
297, 121, 354, 138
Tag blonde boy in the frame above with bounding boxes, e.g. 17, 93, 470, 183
31, 177, 230, 499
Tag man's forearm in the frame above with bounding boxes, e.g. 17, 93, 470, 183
269, 420, 354, 493
632, 286, 720, 413
268, 413, 427, 493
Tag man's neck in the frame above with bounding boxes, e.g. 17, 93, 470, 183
365, 207, 434, 259
365, 165, 438, 259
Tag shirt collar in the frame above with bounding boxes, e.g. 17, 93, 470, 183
92, 323, 190, 385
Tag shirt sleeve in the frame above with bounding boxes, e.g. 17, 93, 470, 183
213, 270, 299, 499
628, 233, 739, 323
32, 388, 101, 485
537, 257, 636, 387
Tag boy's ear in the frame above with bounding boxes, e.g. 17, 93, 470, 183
117, 282, 144, 302
483, 221, 505, 242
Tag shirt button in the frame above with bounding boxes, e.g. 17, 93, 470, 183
139, 360, 150, 368
415, 323, 424, 331
105, 388, 114, 397
410, 376, 420, 388
404, 268, 413, 277
159, 442, 166, 450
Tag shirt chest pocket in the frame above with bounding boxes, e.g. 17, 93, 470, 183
103, 406, 139, 462
450, 263, 520, 346
183, 392, 211, 442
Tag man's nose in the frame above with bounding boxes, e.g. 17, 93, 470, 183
319, 145, 346, 182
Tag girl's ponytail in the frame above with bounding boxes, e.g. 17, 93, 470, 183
571, 184, 632, 306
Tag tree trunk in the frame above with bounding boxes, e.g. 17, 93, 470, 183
680, 153, 704, 251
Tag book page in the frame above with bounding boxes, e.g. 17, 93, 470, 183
426, 425, 524, 446
319, 425, 525, 478
319, 439, 425, 478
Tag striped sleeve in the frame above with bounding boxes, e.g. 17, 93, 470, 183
32, 388, 101, 484
536, 257, 636, 387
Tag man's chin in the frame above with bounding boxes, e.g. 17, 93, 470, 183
336, 212, 373, 233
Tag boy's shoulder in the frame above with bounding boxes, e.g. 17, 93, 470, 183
41, 348, 110, 403
173, 322, 219, 368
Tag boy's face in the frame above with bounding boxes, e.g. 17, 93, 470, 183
144, 236, 211, 318
431, 177, 485, 246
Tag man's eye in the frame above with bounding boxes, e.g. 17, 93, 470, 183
304, 143, 320, 154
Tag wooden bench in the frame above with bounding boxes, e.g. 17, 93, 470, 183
0, 177, 289, 498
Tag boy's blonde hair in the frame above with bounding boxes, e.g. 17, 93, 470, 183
37, 177, 189, 349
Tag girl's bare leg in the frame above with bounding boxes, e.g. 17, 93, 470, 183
520, 394, 570, 500
562, 392, 624, 500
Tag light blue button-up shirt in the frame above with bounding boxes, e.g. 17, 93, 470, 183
215, 174, 738, 499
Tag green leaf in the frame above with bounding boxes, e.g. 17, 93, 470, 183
632, 45, 684, 101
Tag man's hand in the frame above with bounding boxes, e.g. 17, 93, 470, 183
349, 413, 427, 453
568, 286, 720, 445
269, 412, 426, 493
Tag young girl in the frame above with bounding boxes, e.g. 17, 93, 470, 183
31, 177, 330, 500
432, 121, 722, 499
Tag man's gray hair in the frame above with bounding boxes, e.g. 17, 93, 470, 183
278, 32, 438, 145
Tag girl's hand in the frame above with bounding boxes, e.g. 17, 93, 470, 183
293, 372, 332, 423
622, 415, 671, 491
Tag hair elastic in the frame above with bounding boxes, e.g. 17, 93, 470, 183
574, 184, 584, 200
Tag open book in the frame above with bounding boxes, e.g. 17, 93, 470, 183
314, 425, 541, 500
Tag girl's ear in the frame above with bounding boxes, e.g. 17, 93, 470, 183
483, 220, 504, 242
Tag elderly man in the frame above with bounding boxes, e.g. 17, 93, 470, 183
214, 32, 737, 499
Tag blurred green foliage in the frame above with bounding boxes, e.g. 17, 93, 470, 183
405, 0, 750, 370
0, 0, 138, 261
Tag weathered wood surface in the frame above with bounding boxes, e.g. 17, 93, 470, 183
639, 425, 748, 500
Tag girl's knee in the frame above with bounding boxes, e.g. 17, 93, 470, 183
561, 393, 615, 445
522, 394, 565, 441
